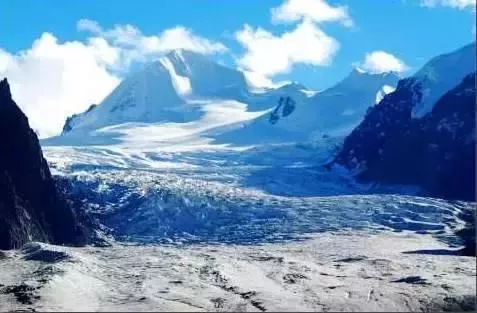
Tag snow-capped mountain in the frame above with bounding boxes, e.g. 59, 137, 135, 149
214, 69, 400, 145
59, 49, 399, 149
334, 43, 476, 201
303, 69, 401, 134
62, 49, 251, 134
161, 49, 249, 98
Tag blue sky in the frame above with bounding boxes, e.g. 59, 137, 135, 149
0, 0, 475, 136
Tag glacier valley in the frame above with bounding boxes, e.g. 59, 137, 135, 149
1, 47, 475, 312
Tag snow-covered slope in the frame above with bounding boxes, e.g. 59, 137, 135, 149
162, 49, 249, 98
411, 43, 476, 118
304, 69, 400, 134
62, 60, 189, 133
58, 49, 400, 149
62, 49, 251, 134
2, 232, 476, 312
214, 69, 400, 145
376, 85, 396, 104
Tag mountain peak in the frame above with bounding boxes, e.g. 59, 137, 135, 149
0, 78, 12, 100
349, 67, 401, 79
59, 48, 249, 134
333, 68, 400, 91
278, 81, 307, 90
166, 48, 192, 58
351, 67, 367, 75
165, 49, 214, 63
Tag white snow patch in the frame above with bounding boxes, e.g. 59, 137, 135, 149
159, 56, 192, 97
411, 43, 475, 118
300, 89, 319, 97
375, 84, 396, 104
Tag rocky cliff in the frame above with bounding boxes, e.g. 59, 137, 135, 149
334, 72, 475, 201
0, 78, 88, 249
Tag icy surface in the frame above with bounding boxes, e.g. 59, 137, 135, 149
1, 233, 475, 312
37, 108, 476, 311
41, 135, 473, 248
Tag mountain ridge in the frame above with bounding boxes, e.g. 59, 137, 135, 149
59, 49, 400, 143
333, 42, 476, 201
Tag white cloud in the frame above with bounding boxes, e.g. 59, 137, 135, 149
0, 33, 120, 138
77, 19, 227, 69
271, 0, 353, 27
0, 21, 228, 138
235, 21, 339, 77
358, 51, 410, 74
420, 0, 476, 9
236, 0, 348, 81
76, 18, 103, 33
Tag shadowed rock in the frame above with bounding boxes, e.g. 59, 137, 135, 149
0, 78, 88, 249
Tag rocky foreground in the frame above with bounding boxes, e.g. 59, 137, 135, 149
1, 231, 475, 312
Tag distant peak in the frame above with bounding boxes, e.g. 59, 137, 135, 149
166, 48, 208, 60
350, 67, 400, 77
279, 81, 307, 90
0, 77, 12, 99
1, 77, 9, 88
166, 48, 186, 56
348, 68, 371, 78
353, 67, 367, 74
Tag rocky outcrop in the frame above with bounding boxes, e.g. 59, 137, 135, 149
61, 104, 97, 135
0, 78, 88, 249
334, 72, 476, 201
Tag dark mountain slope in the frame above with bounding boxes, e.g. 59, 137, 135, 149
0, 78, 88, 249
334, 72, 476, 201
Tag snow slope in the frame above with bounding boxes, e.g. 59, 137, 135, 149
411, 43, 476, 118
375, 85, 396, 104
1, 232, 475, 312
61, 49, 251, 135
213, 69, 400, 145
272, 69, 400, 135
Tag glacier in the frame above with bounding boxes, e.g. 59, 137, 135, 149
1, 47, 474, 312
40, 47, 474, 249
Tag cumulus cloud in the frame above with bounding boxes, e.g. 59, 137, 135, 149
236, 21, 339, 77
420, 0, 476, 9
271, 0, 353, 27
0, 33, 120, 138
77, 19, 227, 69
358, 51, 410, 74
235, 0, 348, 80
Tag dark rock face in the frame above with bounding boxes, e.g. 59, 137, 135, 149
334, 73, 476, 201
61, 103, 97, 134
0, 78, 88, 249
61, 115, 75, 134
269, 97, 297, 125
